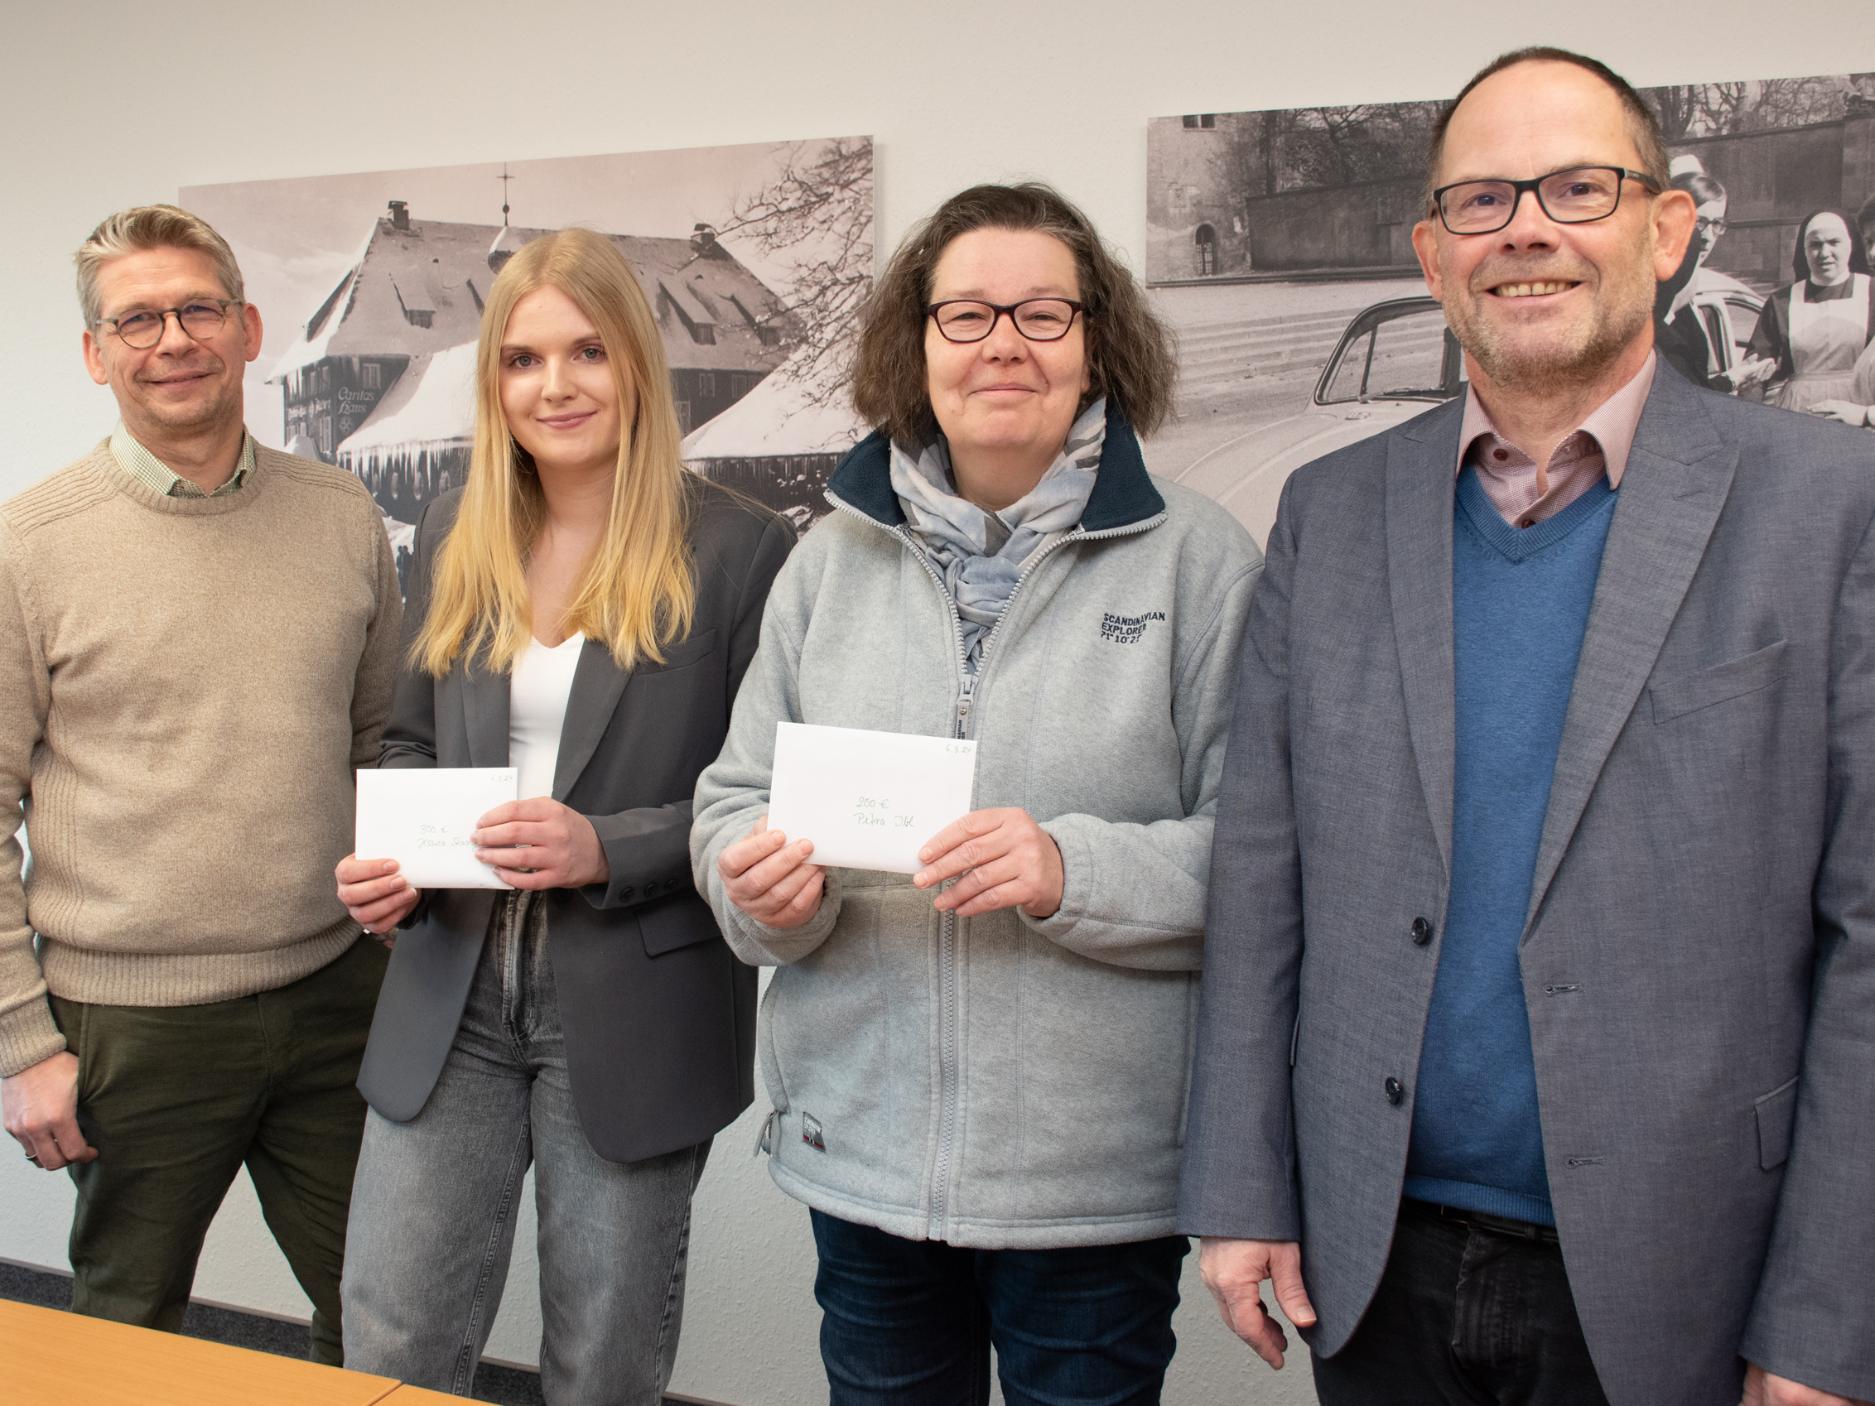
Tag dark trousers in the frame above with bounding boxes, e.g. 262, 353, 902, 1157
810, 1209, 1188, 1406
1311, 1200, 1610, 1406
51, 938, 386, 1365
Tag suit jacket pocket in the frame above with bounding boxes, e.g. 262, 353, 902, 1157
638, 891, 723, 956
1647, 639, 1788, 724
636, 627, 719, 675
1754, 1075, 1798, 1171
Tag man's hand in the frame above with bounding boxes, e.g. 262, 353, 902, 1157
2, 1052, 97, 1171
1741, 1362, 1869, 1406
474, 798, 608, 890
1725, 354, 1779, 390
1199, 1236, 1317, 1370
336, 853, 421, 938
913, 807, 1064, 919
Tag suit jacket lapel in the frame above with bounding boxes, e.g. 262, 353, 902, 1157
1522, 368, 1737, 936
463, 653, 511, 771
552, 639, 630, 801
1387, 399, 1465, 877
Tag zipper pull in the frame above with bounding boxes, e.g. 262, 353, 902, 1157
956, 673, 977, 738
754, 1108, 778, 1156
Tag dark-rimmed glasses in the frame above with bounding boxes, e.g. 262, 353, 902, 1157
927, 298, 1085, 344
96, 298, 243, 350
1430, 166, 1659, 235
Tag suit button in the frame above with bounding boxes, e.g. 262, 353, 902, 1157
621, 885, 636, 899
1385, 1076, 1405, 1105
1410, 917, 1432, 946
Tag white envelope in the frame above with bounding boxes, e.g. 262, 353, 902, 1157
766, 722, 978, 874
354, 767, 518, 890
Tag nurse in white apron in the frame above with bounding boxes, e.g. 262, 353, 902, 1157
1811, 336, 1875, 429
1734, 210, 1872, 408
1777, 265, 1869, 411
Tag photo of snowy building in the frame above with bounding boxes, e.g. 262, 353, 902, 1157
182, 137, 873, 561
272, 201, 791, 476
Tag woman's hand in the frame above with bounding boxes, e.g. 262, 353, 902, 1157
1810, 399, 1872, 426
913, 808, 1064, 919
718, 817, 824, 928
474, 798, 608, 890
336, 854, 421, 940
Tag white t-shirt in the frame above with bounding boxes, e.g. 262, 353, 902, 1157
509, 633, 585, 800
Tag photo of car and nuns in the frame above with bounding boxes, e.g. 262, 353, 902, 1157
1144, 71, 1875, 546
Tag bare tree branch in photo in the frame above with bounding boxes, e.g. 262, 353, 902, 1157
1751, 76, 1848, 129
1260, 103, 1439, 193
1652, 84, 1702, 143
1653, 77, 1849, 138
716, 138, 875, 408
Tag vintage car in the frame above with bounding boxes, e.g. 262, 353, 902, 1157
1174, 283, 1763, 546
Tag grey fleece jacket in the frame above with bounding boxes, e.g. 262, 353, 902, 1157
691, 414, 1261, 1248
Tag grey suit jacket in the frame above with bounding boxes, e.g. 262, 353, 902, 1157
1181, 364, 1875, 1405
356, 479, 792, 1163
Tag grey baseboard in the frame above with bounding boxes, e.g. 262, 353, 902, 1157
0, 1258, 731, 1406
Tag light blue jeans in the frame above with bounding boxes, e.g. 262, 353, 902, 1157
341, 892, 709, 1404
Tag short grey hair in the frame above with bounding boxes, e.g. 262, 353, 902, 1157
1425, 48, 1671, 210
75, 205, 245, 327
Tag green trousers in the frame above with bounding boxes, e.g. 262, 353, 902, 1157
50, 937, 387, 1365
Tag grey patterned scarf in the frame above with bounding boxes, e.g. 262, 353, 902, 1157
890, 397, 1106, 672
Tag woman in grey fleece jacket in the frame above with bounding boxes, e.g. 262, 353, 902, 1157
691, 184, 1261, 1405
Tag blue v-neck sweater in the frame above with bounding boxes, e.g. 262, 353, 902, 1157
1403, 469, 1618, 1227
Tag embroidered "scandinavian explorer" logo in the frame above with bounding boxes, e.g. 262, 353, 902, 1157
1100, 610, 1166, 645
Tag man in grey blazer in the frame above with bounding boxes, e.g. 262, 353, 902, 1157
1180, 47, 1875, 1406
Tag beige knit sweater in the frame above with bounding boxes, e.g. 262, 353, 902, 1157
0, 444, 402, 1076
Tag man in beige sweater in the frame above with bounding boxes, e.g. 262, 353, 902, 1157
0, 205, 401, 1364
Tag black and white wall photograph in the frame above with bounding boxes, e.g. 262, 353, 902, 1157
182, 135, 874, 581
1145, 72, 1875, 545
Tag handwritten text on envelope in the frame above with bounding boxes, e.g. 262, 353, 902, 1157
354, 767, 519, 890
766, 722, 978, 873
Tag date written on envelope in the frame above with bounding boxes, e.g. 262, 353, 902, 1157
766, 722, 977, 873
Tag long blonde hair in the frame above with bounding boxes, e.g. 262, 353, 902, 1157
413, 227, 695, 676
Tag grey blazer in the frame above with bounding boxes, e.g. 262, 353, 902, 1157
356, 479, 793, 1164
1180, 364, 1875, 1405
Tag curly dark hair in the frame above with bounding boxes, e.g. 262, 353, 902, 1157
850, 183, 1175, 446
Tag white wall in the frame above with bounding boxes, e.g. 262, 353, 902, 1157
3, 4, 1868, 1403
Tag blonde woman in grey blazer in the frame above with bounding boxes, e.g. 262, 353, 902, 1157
334, 229, 790, 1405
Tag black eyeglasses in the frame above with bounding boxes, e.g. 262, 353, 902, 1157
1695, 216, 1728, 236
1430, 166, 1660, 235
97, 298, 243, 350
927, 298, 1085, 344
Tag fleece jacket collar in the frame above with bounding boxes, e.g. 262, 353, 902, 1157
827, 402, 1165, 533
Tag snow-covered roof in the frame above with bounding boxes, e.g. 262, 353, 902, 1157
269, 227, 378, 381
337, 341, 476, 455
682, 350, 865, 460
268, 210, 794, 383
